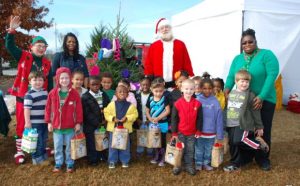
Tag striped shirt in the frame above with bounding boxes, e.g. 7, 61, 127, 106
24, 88, 48, 125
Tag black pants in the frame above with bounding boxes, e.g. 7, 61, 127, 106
229, 101, 276, 166
85, 132, 107, 163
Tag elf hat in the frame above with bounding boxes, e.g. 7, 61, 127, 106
155, 18, 171, 34
31, 36, 48, 46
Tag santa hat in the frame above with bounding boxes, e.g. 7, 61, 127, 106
155, 18, 171, 34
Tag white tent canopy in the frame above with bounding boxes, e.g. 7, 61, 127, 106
172, 0, 300, 104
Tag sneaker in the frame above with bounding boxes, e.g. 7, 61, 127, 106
260, 161, 271, 171
186, 167, 196, 176
172, 167, 181, 175
66, 164, 74, 173
195, 165, 203, 171
52, 164, 62, 173
122, 163, 129, 168
203, 164, 213, 171
158, 161, 165, 167
109, 162, 116, 169
150, 159, 158, 164
14, 152, 25, 165
255, 136, 269, 153
223, 164, 240, 172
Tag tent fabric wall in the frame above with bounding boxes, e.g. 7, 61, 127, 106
172, 0, 300, 104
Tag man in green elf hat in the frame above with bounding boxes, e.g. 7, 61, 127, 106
5, 16, 53, 164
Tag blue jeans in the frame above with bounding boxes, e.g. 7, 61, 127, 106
31, 124, 48, 164
53, 130, 75, 167
108, 132, 130, 164
178, 134, 195, 168
195, 137, 215, 166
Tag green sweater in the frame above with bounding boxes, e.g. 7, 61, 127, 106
5, 33, 53, 91
225, 49, 279, 104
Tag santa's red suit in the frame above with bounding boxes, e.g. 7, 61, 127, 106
144, 39, 194, 82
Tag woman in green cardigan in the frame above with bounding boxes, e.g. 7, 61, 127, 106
224, 28, 279, 171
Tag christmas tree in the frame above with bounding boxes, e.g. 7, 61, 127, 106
86, 7, 142, 89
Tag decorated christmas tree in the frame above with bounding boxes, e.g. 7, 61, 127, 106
86, 8, 142, 90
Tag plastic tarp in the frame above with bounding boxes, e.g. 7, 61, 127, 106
172, 0, 300, 104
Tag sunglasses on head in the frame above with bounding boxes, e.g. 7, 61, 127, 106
242, 40, 255, 45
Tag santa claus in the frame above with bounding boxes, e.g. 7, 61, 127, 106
144, 18, 194, 87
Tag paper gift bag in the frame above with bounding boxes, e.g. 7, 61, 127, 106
95, 130, 109, 151
165, 139, 184, 167
21, 128, 38, 153
136, 129, 148, 147
211, 143, 224, 167
111, 127, 129, 150
147, 128, 161, 148
71, 133, 87, 160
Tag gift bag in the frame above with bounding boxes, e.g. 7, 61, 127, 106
111, 127, 129, 150
21, 128, 38, 153
71, 133, 87, 160
165, 139, 184, 167
137, 129, 148, 147
95, 127, 109, 151
147, 128, 161, 148
211, 143, 224, 167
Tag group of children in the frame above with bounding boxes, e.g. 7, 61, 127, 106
23, 66, 269, 175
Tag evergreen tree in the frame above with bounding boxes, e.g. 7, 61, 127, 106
86, 9, 142, 88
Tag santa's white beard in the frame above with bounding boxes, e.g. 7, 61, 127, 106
159, 31, 173, 41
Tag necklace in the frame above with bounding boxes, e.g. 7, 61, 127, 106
243, 48, 258, 71
32, 61, 44, 72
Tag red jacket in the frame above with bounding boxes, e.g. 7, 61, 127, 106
144, 39, 194, 80
11, 51, 51, 97
44, 67, 83, 129
171, 97, 203, 136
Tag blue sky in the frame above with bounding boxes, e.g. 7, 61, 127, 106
34, 0, 202, 54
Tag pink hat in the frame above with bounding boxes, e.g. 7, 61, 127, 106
155, 18, 171, 34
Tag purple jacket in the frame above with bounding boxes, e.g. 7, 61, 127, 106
196, 94, 224, 140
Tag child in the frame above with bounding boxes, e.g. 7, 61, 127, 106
5, 16, 53, 164
223, 70, 268, 172
112, 79, 137, 107
213, 78, 225, 110
104, 85, 138, 168
82, 76, 110, 166
192, 76, 202, 95
72, 70, 87, 97
45, 67, 82, 173
146, 80, 170, 166
195, 78, 223, 171
171, 79, 203, 176
100, 72, 115, 100
135, 77, 152, 157
24, 71, 48, 165
170, 70, 189, 106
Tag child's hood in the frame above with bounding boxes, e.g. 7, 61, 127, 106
55, 67, 72, 88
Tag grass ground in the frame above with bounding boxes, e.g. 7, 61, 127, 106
0, 109, 299, 186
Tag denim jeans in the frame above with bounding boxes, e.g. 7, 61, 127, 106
195, 137, 215, 166
53, 130, 75, 167
108, 132, 130, 164
31, 124, 48, 164
178, 134, 195, 168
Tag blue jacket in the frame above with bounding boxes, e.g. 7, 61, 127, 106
196, 94, 223, 140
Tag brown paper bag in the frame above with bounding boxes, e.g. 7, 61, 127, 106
165, 143, 183, 167
147, 128, 161, 148
111, 127, 129, 150
95, 132, 109, 151
71, 133, 87, 160
136, 129, 148, 147
211, 144, 224, 167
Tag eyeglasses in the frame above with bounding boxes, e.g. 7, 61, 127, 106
242, 40, 255, 45
33, 44, 47, 49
